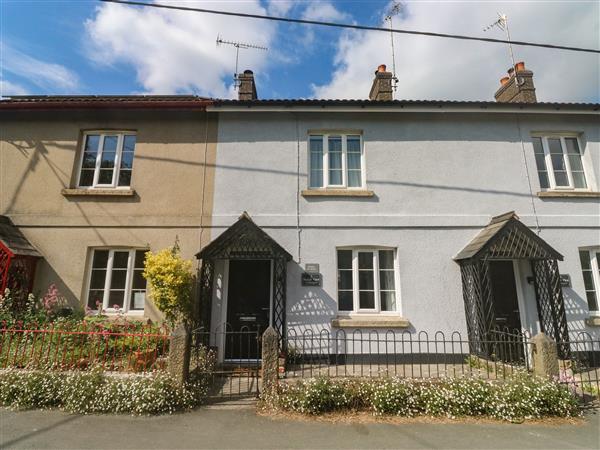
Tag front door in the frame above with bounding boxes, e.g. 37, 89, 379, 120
225, 260, 271, 359
489, 260, 525, 362
489, 261, 522, 331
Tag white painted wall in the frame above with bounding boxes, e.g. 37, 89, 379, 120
210, 110, 600, 339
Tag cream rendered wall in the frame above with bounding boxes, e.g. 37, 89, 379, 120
0, 109, 217, 320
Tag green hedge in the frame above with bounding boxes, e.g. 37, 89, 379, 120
263, 375, 580, 422
0, 369, 207, 415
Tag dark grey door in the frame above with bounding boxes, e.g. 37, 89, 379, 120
226, 260, 271, 359
489, 261, 522, 332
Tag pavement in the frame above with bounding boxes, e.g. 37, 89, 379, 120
1, 404, 599, 449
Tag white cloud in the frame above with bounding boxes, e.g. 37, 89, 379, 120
85, 1, 277, 97
1, 44, 79, 92
0, 79, 28, 97
296, 2, 351, 49
312, 1, 600, 102
267, 0, 296, 17
302, 2, 349, 22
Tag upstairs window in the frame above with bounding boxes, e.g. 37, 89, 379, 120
579, 249, 600, 315
532, 136, 587, 190
78, 132, 137, 188
309, 134, 364, 189
87, 248, 147, 314
337, 248, 398, 313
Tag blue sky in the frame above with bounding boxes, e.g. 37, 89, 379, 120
2, 1, 599, 102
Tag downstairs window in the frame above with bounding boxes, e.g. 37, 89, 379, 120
86, 248, 147, 314
579, 249, 600, 315
337, 248, 398, 313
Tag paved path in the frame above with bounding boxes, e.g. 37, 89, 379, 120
1, 406, 598, 449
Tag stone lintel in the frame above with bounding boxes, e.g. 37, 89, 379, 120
62, 188, 136, 197
585, 316, 600, 327
301, 189, 375, 197
537, 191, 600, 198
331, 316, 411, 328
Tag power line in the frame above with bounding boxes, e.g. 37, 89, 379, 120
100, 0, 600, 55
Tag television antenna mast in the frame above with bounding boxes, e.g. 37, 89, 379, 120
384, 1, 402, 93
484, 13, 522, 85
216, 36, 268, 89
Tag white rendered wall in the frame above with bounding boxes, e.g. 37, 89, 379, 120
210, 110, 600, 339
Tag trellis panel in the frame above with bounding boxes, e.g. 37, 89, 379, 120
531, 259, 570, 358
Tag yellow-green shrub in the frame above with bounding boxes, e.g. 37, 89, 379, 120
143, 244, 194, 326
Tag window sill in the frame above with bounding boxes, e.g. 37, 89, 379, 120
331, 316, 410, 328
62, 188, 136, 197
301, 189, 375, 198
585, 316, 600, 327
537, 191, 600, 198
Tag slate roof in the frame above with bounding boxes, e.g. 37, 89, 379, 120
1, 96, 598, 112
0, 95, 212, 110
454, 211, 563, 262
0, 216, 41, 257
212, 99, 600, 111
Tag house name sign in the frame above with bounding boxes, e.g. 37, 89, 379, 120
302, 263, 322, 286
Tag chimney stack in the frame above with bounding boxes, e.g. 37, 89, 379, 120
494, 61, 537, 103
238, 70, 257, 100
369, 64, 393, 101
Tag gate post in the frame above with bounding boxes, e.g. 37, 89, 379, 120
531, 332, 559, 378
261, 326, 279, 393
168, 323, 191, 386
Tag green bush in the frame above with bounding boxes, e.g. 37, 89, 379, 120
266, 374, 580, 422
0, 369, 208, 415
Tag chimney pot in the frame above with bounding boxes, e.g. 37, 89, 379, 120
515, 61, 525, 72
377, 64, 387, 73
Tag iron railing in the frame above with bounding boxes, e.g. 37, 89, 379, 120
557, 332, 600, 403
0, 321, 170, 373
285, 328, 531, 380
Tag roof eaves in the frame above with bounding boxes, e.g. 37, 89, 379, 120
0, 95, 214, 110
210, 99, 600, 112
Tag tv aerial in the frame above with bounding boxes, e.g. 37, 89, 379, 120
484, 13, 522, 85
384, 1, 403, 93
216, 36, 268, 90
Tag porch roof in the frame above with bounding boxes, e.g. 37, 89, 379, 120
454, 211, 563, 262
196, 212, 292, 261
0, 216, 41, 257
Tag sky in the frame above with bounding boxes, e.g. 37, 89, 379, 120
1, 0, 599, 102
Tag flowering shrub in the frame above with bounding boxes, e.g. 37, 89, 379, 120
265, 374, 580, 422
0, 285, 78, 325
0, 368, 207, 415
40, 284, 67, 318
143, 243, 194, 326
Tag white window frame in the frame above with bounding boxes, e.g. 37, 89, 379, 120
308, 133, 366, 189
336, 247, 401, 315
531, 133, 589, 191
580, 247, 600, 316
77, 131, 136, 189
85, 248, 147, 315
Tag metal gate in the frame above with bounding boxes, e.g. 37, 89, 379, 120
191, 328, 261, 401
